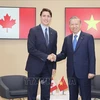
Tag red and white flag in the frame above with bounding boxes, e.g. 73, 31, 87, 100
50, 78, 57, 93
0, 7, 36, 39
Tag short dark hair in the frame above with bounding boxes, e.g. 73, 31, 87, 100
40, 8, 52, 17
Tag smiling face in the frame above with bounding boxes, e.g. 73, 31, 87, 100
40, 11, 52, 26
69, 17, 81, 34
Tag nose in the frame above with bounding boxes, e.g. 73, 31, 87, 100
73, 24, 76, 27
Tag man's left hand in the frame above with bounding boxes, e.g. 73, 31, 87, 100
88, 73, 95, 79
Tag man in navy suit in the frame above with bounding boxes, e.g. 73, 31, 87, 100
52, 16, 96, 100
25, 8, 57, 100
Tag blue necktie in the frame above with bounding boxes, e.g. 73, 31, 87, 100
45, 28, 49, 46
73, 35, 78, 51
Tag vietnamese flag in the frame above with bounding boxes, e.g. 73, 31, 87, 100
65, 8, 100, 39
58, 76, 68, 91
0, 7, 36, 39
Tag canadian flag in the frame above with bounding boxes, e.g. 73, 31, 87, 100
0, 7, 36, 39
50, 78, 57, 93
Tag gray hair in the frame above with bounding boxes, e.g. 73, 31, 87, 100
69, 16, 81, 24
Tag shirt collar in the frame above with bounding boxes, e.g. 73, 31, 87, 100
73, 30, 81, 40
40, 24, 48, 31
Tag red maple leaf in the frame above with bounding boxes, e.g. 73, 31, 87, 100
0, 14, 16, 32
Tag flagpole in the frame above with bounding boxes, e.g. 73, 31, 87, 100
63, 90, 64, 95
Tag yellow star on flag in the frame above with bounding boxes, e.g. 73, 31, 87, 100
60, 82, 63, 85
84, 15, 100, 30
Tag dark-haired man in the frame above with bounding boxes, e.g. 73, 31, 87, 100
25, 8, 57, 100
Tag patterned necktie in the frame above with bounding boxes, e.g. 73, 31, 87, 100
73, 35, 78, 51
45, 28, 49, 46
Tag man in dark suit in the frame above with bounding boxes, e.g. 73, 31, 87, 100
25, 8, 57, 100
52, 16, 96, 100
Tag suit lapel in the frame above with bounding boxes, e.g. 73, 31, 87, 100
75, 32, 84, 52
69, 34, 73, 52
48, 28, 53, 47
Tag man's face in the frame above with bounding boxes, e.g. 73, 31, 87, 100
69, 19, 81, 34
40, 11, 51, 26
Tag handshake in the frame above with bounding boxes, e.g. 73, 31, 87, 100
47, 53, 56, 62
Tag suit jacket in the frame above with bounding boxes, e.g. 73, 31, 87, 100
57, 31, 96, 79
25, 25, 57, 75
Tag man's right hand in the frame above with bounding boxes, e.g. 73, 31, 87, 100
47, 53, 56, 62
